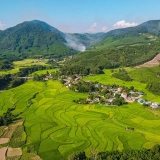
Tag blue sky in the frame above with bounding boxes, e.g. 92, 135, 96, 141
0, 0, 160, 33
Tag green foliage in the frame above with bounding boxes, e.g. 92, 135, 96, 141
33, 73, 45, 81
129, 66, 160, 83
0, 80, 160, 159
18, 65, 49, 76
0, 107, 16, 126
9, 125, 26, 147
0, 20, 77, 59
112, 97, 126, 106
73, 145, 160, 160
8, 78, 25, 88
91, 20, 160, 50
112, 69, 132, 81
62, 42, 160, 75
146, 81, 160, 95
73, 98, 88, 104
0, 74, 12, 89
0, 59, 13, 70
70, 80, 97, 93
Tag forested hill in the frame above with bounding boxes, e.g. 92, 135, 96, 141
1, 19, 160, 61
61, 42, 160, 75
60, 20, 160, 76
0, 20, 106, 60
105, 20, 160, 38
90, 20, 160, 50
0, 20, 78, 59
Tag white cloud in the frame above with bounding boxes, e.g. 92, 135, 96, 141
0, 22, 5, 30
102, 26, 107, 32
87, 22, 97, 32
113, 20, 138, 29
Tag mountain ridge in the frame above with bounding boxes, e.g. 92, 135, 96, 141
1, 19, 160, 60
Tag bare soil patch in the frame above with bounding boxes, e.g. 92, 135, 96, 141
32, 155, 43, 160
7, 147, 22, 157
2, 126, 15, 138
0, 147, 8, 160
136, 53, 160, 68
2, 120, 24, 138
0, 138, 9, 144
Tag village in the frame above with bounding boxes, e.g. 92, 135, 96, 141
62, 75, 160, 108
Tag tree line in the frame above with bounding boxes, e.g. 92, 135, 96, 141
112, 69, 132, 81
0, 108, 17, 126
69, 144, 160, 160
61, 42, 160, 76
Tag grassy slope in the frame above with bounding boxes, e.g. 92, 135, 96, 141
89, 34, 159, 50
0, 77, 160, 159
0, 20, 77, 58
128, 66, 160, 83
29, 68, 59, 76
0, 59, 49, 75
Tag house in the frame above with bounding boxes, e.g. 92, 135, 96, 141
118, 87, 123, 92
146, 101, 151, 105
114, 91, 119, 96
94, 98, 100, 102
44, 77, 49, 81
139, 92, 144, 95
151, 102, 159, 109
95, 84, 99, 88
126, 127, 134, 131
121, 92, 127, 99
86, 98, 92, 102
125, 97, 134, 103
108, 98, 114, 103
138, 99, 145, 104
72, 81, 79, 85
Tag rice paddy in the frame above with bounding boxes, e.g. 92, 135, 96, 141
0, 77, 160, 159
0, 59, 49, 75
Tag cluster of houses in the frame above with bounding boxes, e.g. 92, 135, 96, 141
86, 85, 145, 106
138, 99, 159, 109
63, 75, 82, 88
62, 75, 160, 108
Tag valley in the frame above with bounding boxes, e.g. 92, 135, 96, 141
0, 65, 160, 159
0, 19, 160, 160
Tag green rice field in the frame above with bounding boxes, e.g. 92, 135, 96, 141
29, 68, 59, 76
0, 77, 160, 159
0, 59, 49, 75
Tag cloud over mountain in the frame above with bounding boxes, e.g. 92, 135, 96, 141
113, 20, 138, 29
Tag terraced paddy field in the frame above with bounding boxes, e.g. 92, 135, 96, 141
29, 68, 59, 76
0, 59, 49, 75
13, 59, 48, 67
0, 79, 160, 160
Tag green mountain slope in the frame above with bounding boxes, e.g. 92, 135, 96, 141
61, 20, 160, 75
0, 20, 77, 59
61, 42, 160, 75
90, 20, 160, 50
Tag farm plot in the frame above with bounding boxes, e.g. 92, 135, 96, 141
0, 80, 160, 160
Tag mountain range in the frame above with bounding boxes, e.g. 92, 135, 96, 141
0, 19, 160, 60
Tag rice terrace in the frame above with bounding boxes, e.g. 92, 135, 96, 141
1, 1, 160, 159
1, 67, 160, 159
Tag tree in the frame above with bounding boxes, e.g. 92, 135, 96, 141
112, 97, 126, 106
